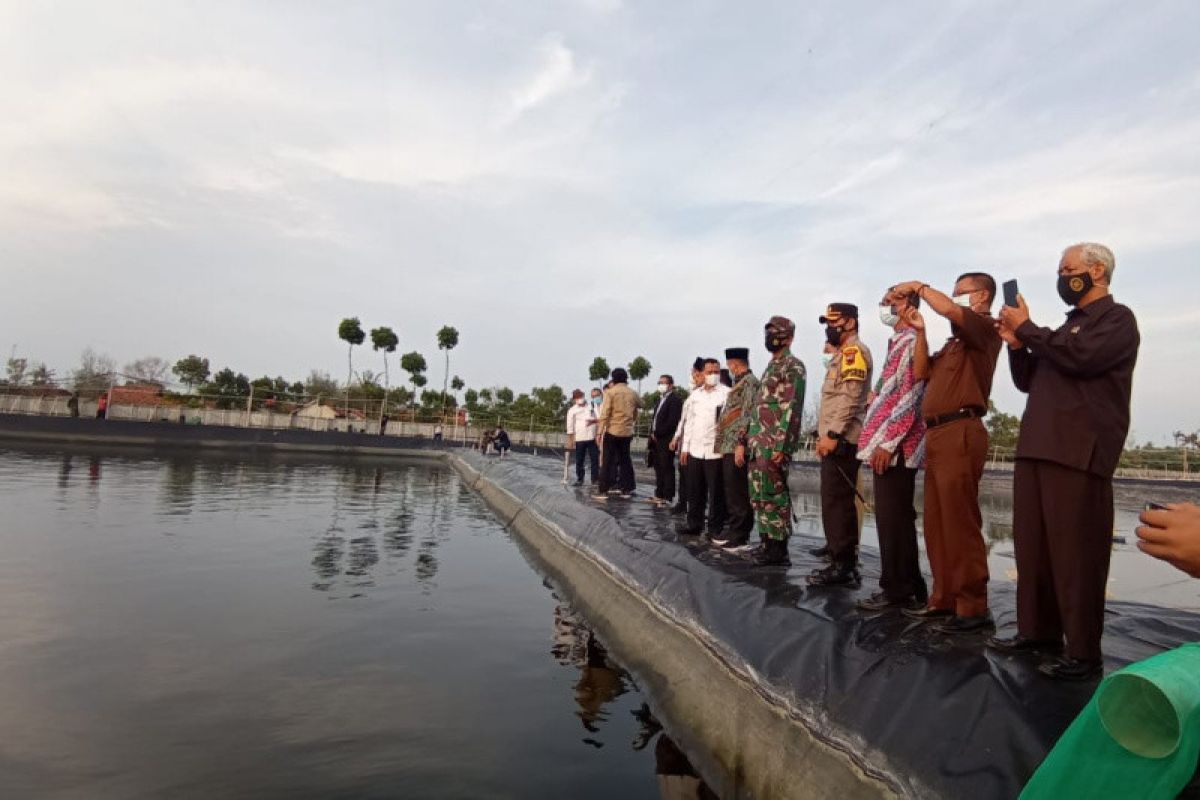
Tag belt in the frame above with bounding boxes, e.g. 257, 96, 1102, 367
924, 406, 985, 429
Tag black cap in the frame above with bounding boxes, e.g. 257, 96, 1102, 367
725, 347, 749, 361
692, 357, 705, 372
819, 303, 859, 324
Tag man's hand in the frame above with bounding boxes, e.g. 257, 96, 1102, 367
903, 307, 925, 332
679, 451, 689, 466
734, 444, 746, 468
816, 435, 837, 458
870, 447, 892, 475
669, 438, 678, 452
998, 294, 1031, 331
995, 317, 1024, 349
892, 280, 924, 297
1137, 503, 1200, 578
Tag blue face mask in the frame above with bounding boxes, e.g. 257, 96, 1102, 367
591, 397, 601, 406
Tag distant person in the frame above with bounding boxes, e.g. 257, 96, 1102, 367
593, 368, 641, 501
810, 303, 872, 587
1138, 503, 1200, 578
855, 288, 929, 612
96, 393, 108, 420
648, 376, 683, 506
567, 389, 601, 486
495, 426, 511, 457
745, 316, 807, 566
480, 428, 494, 454
379, 414, 389, 436
892, 272, 1002, 635
713, 348, 759, 549
669, 358, 705, 516
674, 358, 730, 537
67, 392, 80, 418
992, 243, 1140, 681
433, 423, 443, 443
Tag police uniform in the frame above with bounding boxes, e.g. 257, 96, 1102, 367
745, 316, 807, 566
814, 304, 873, 580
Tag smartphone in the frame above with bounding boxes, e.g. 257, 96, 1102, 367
1002, 279, 1020, 308
1145, 502, 1169, 511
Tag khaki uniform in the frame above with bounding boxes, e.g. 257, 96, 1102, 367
817, 334, 873, 567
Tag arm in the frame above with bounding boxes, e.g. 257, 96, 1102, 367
1015, 306, 1139, 378
894, 280, 965, 327
1007, 345, 1037, 393
903, 307, 930, 380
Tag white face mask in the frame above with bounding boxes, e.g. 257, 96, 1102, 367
657, 384, 671, 393
821, 353, 835, 370
576, 398, 586, 406
952, 293, 973, 308
878, 305, 899, 327
705, 374, 719, 387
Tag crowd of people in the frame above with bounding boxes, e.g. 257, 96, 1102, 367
563, 242, 1193, 683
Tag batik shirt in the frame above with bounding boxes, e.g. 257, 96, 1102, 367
717, 372, 761, 455
745, 349, 807, 459
857, 327, 927, 468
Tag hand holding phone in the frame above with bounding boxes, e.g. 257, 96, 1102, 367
1003, 279, 1020, 308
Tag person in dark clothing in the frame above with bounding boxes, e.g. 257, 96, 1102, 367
991, 242, 1140, 682
648, 375, 683, 506
495, 426, 512, 457
712, 348, 759, 549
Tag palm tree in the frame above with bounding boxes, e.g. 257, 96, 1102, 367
338, 317, 365, 415
370, 327, 399, 392
436, 326, 459, 421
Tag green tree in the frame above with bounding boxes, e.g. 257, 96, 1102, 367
338, 317, 365, 410
588, 357, 610, 385
627, 356, 652, 394
200, 368, 251, 409
304, 370, 339, 400
986, 401, 1021, 453
370, 326, 399, 392
436, 326, 460, 420
400, 351, 428, 409
71, 348, 116, 394
172, 355, 211, 391
464, 388, 480, 411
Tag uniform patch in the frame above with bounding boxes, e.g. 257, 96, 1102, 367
840, 346, 868, 381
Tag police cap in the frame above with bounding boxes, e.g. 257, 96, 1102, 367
818, 303, 859, 324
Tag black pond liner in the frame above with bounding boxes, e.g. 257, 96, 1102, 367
458, 450, 1200, 800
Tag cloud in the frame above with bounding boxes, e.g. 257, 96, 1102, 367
504, 34, 592, 123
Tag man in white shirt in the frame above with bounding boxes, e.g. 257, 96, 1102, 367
673, 358, 731, 536
565, 388, 600, 486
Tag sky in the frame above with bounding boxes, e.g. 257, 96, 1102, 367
2, 0, 1198, 442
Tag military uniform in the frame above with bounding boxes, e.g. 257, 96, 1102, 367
716, 348, 760, 544
815, 305, 873, 577
745, 317, 807, 560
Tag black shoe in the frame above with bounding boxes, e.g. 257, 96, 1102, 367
674, 524, 702, 537
855, 592, 915, 613
986, 634, 1063, 654
670, 504, 686, 515
754, 539, 791, 567
934, 614, 995, 635
719, 536, 750, 550
901, 605, 955, 621
806, 563, 860, 587
1038, 656, 1103, 682
709, 534, 733, 547
807, 545, 831, 558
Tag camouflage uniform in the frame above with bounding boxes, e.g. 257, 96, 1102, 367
745, 324, 808, 542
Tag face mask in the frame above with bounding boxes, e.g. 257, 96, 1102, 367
824, 325, 842, 347
764, 332, 787, 353
576, 398, 586, 406
591, 397, 601, 405
821, 353, 835, 370
878, 305, 899, 327
705, 374, 719, 387
657, 384, 670, 393
952, 293, 973, 308
1057, 271, 1094, 306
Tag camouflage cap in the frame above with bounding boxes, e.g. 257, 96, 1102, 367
818, 303, 859, 324
764, 315, 795, 334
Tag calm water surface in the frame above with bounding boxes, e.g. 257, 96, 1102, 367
0, 445, 713, 799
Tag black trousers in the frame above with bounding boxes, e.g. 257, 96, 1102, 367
686, 457, 727, 534
599, 435, 635, 493
1013, 458, 1113, 661
652, 437, 676, 501
675, 458, 689, 511
820, 445, 861, 567
721, 453, 753, 540
872, 455, 927, 602
575, 440, 600, 483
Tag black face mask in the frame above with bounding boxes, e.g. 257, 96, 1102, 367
824, 325, 843, 348
764, 333, 787, 353
1057, 271, 1094, 306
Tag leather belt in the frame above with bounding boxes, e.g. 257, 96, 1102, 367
924, 406, 985, 429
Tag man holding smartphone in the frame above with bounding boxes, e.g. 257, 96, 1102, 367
992, 242, 1140, 681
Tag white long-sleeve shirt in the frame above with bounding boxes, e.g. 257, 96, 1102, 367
565, 402, 598, 442
674, 384, 730, 460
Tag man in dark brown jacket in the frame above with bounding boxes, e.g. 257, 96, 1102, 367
991, 242, 1140, 682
